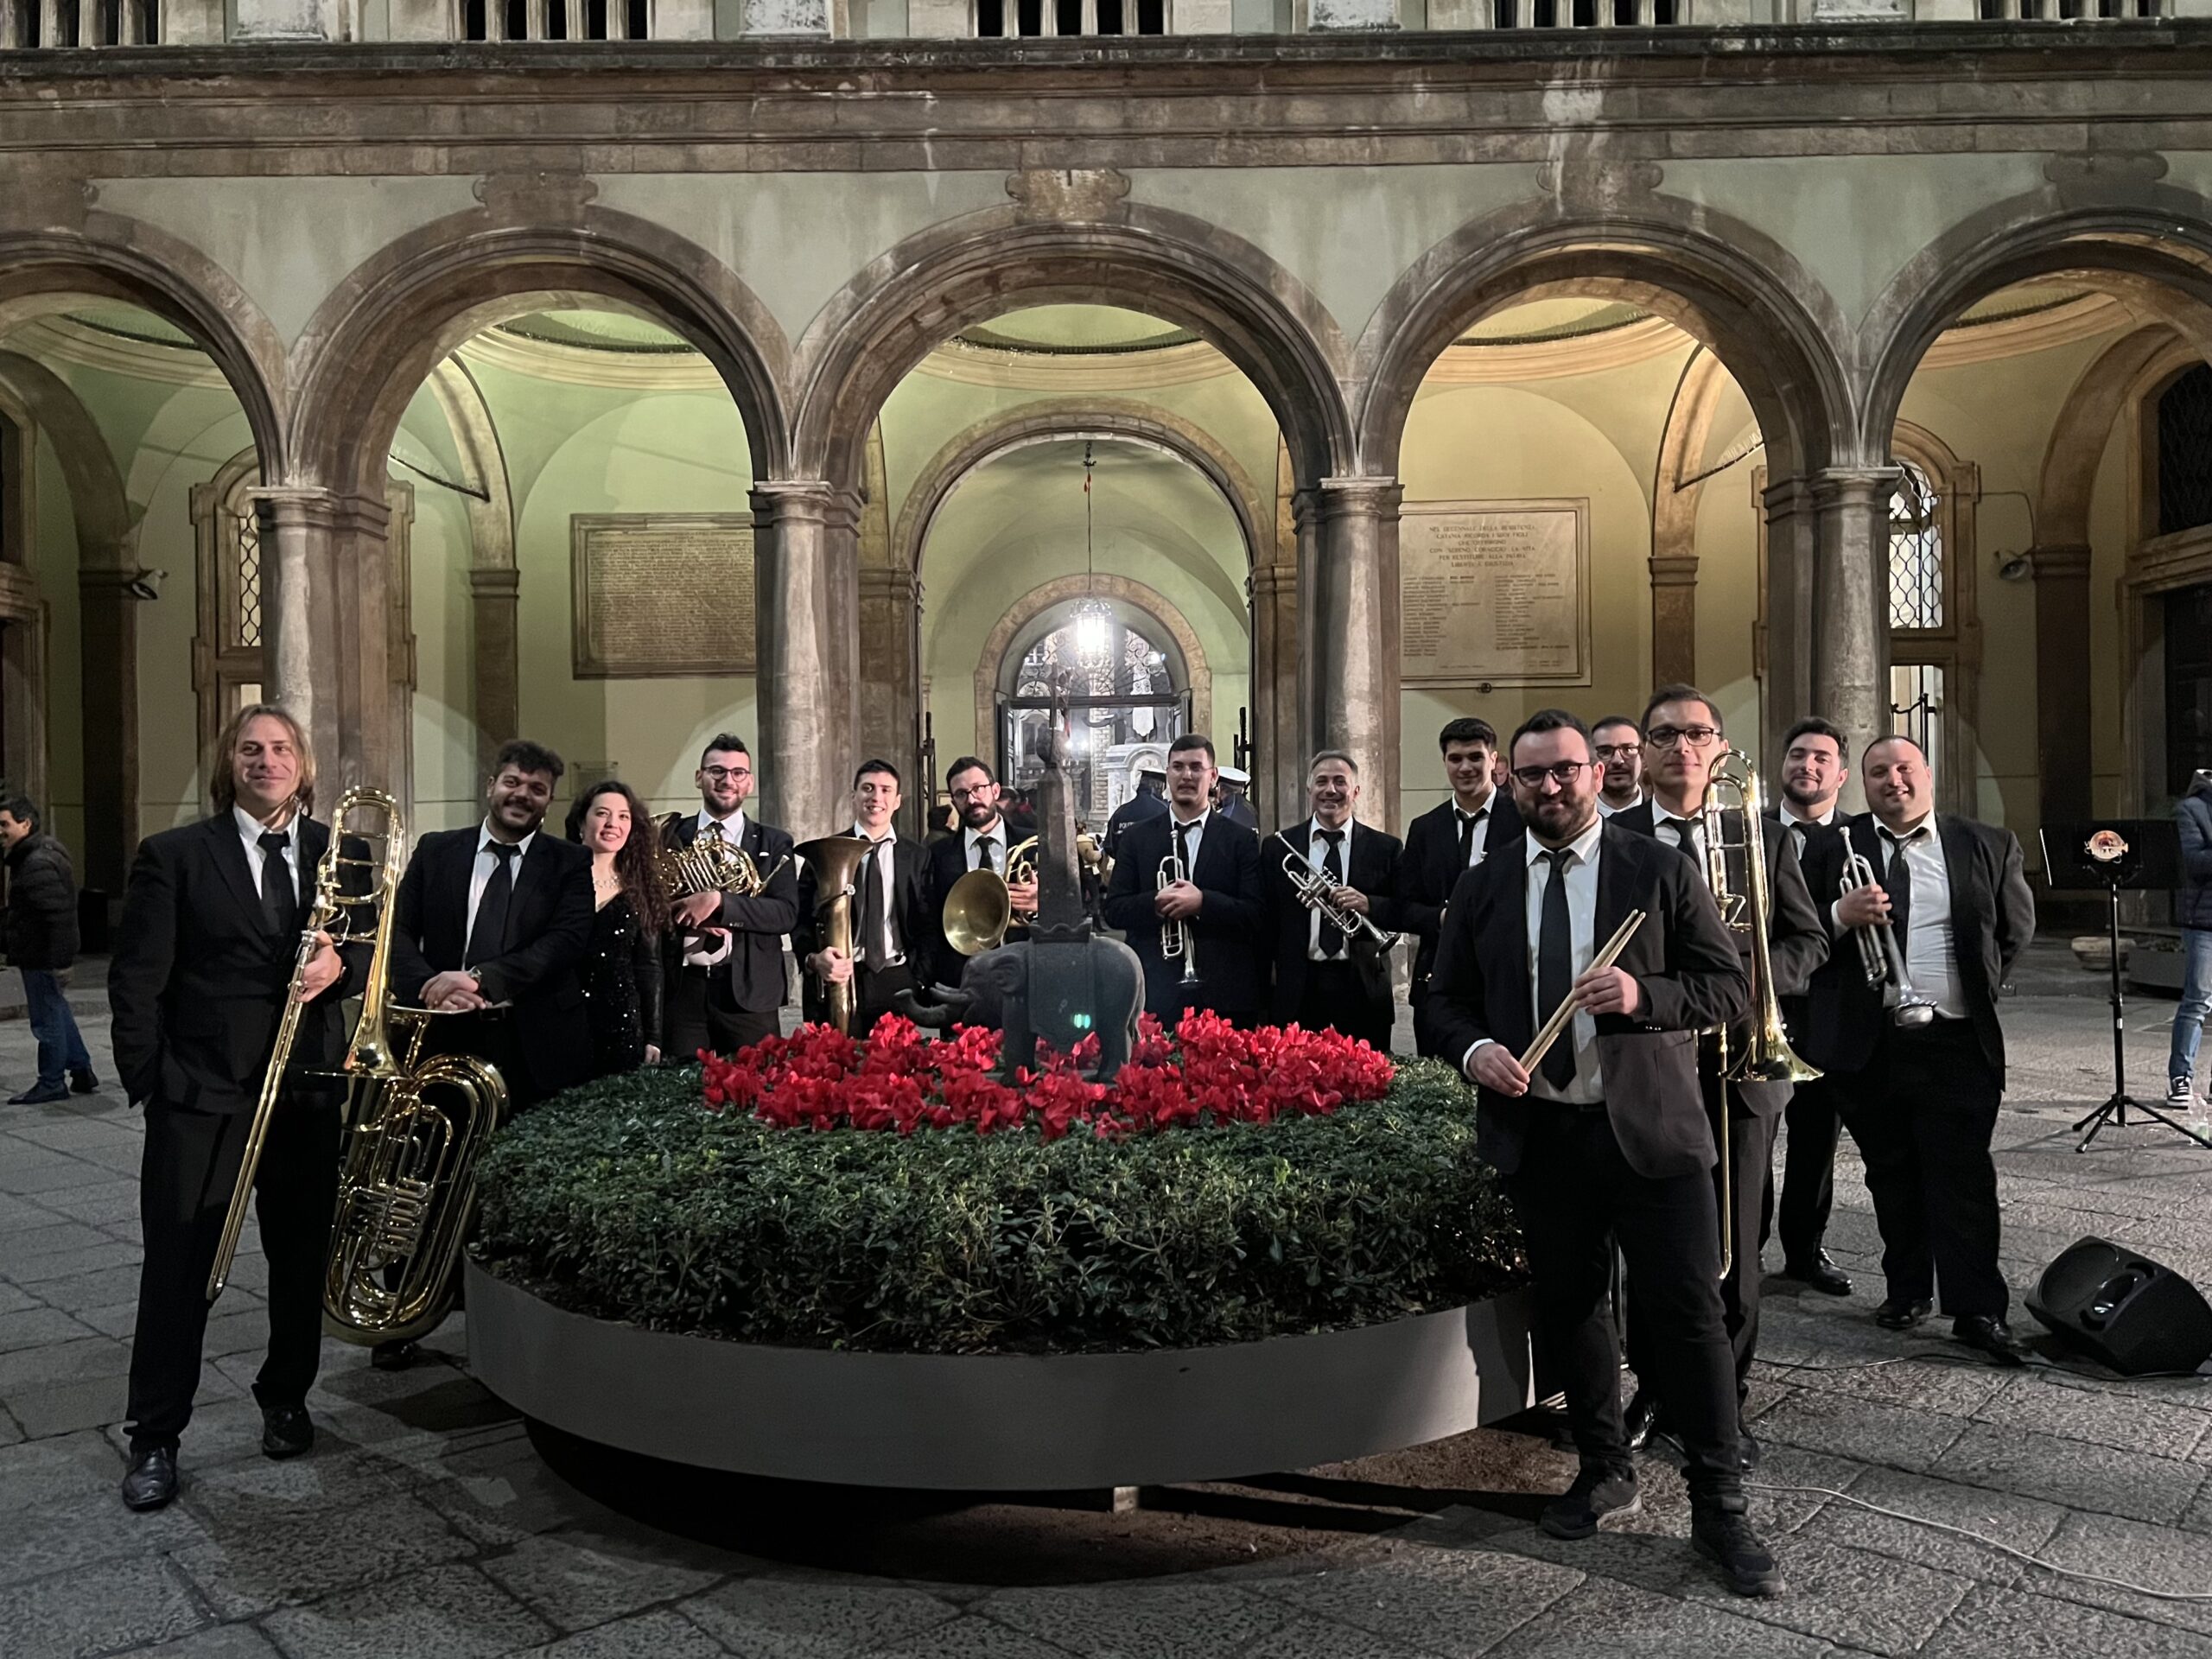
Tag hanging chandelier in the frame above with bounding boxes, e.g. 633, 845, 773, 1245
1075, 440, 1114, 668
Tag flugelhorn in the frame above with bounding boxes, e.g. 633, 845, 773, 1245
1837, 849, 1938, 1027
1270, 833, 1401, 954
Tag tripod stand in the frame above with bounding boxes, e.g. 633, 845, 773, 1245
2070, 852, 2201, 1153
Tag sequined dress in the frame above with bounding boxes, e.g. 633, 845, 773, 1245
582, 892, 664, 1078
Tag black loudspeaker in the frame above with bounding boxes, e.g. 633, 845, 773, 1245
2026, 1237, 2212, 1376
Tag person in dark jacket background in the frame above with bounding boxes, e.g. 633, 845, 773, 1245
0, 797, 95, 1103
2171, 769, 2212, 1112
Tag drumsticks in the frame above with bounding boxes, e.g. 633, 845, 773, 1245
1517, 909, 1646, 1077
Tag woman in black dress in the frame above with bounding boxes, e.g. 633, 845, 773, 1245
565, 780, 669, 1077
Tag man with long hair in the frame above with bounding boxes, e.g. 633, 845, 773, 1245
108, 704, 372, 1510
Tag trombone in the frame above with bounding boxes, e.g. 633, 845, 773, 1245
1158, 844, 1201, 988
1270, 833, 1401, 954
1699, 753, 1821, 1280
1837, 850, 1938, 1027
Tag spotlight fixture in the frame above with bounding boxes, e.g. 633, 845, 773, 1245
125, 568, 167, 601
1993, 550, 2034, 583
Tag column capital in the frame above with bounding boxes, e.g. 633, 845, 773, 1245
250, 486, 391, 540
468, 566, 521, 600
1804, 466, 1900, 511
1249, 565, 1295, 598
1648, 555, 1700, 588
857, 567, 921, 601
749, 480, 864, 534
2027, 542, 2094, 581
1294, 476, 1402, 528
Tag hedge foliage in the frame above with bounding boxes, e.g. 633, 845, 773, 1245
473, 1058, 1526, 1355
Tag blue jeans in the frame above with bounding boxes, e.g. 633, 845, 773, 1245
2173, 927, 2212, 1084
21, 969, 91, 1090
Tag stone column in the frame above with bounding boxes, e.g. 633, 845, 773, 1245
752, 481, 861, 841
76, 569, 136, 893
2030, 541, 2094, 827
1248, 563, 1302, 831
1808, 467, 1893, 811
858, 566, 923, 819
1296, 478, 1403, 832
1760, 474, 1817, 780
468, 566, 520, 776
253, 488, 394, 799
1649, 552, 1699, 688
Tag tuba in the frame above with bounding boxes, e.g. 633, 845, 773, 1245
941, 836, 1039, 958
321, 789, 507, 1344
1698, 753, 1821, 1279
794, 835, 874, 1035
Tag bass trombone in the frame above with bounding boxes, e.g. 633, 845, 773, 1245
1837, 850, 1938, 1027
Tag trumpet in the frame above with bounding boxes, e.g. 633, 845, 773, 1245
1271, 835, 1401, 953
1158, 847, 1201, 988
1837, 849, 1938, 1027
940, 836, 1039, 958
1699, 753, 1821, 1281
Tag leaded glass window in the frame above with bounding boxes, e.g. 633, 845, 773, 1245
1889, 462, 1943, 631
2158, 365, 2212, 537
235, 510, 263, 649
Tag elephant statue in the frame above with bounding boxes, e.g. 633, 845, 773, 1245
897, 933, 1147, 1083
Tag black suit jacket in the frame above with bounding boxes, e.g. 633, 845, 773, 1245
1814, 811, 2035, 1084
1102, 812, 1266, 1020
389, 826, 596, 1101
1262, 820, 1403, 1024
1395, 791, 1525, 1006
796, 833, 934, 1015
108, 814, 374, 1113
1611, 799, 1828, 1117
1765, 812, 1851, 1071
1425, 821, 1750, 1180
659, 813, 799, 1014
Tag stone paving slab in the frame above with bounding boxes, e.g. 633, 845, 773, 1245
0, 982, 2210, 1656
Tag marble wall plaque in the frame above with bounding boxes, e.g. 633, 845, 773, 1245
1399, 499, 1590, 687
571, 513, 755, 678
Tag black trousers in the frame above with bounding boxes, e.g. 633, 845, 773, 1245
1294, 959, 1395, 1052
126, 1091, 342, 1453
1834, 1017, 2006, 1319
665, 967, 780, 1059
853, 962, 916, 1039
1626, 1088, 1774, 1406
1506, 1105, 1743, 1505
1763, 1076, 1844, 1266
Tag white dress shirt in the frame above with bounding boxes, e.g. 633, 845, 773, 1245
467, 823, 536, 945
682, 809, 746, 969
1301, 816, 1357, 961
696, 807, 747, 844
233, 807, 302, 907
852, 824, 904, 969
1166, 809, 1210, 878
1878, 816, 1967, 1020
1452, 798, 1495, 868
1650, 805, 1706, 868
1597, 793, 1641, 819
1465, 816, 1607, 1106
963, 821, 1010, 874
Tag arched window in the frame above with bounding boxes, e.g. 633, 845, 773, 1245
1886, 429, 1980, 813
1001, 601, 1187, 826
2157, 365, 2212, 538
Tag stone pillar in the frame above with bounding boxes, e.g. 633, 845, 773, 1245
2030, 542, 2094, 827
1760, 474, 1816, 779
76, 569, 136, 893
1808, 467, 1893, 811
1649, 551, 1699, 689
253, 489, 394, 799
1249, 563, 1302, 832
752, 481, 861, 841
1296, 478, 1403, 833
468, 566, 520, 776
858, 566, 923, 822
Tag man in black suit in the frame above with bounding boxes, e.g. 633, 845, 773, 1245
1103, 766, 1168, 868
1823, 735, 2036, 1364
1592, 715, 1647, 819
1264, 750, 1402, 1051
660, 734, 799, 1056
1611, 687, 1828, 1461
1762, 716, 1857, 1297
1427, 709, 1776, 1597
923, 755, 1039, 989
1102, 734, 1265, 1027
798, 760, 933, 1036
1399, 717, 1523, 1057
109, 704, 374, 1510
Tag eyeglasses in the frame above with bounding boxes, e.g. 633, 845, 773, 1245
1594, 742, 1643, 761
1511, 761, 1591, 788
700, 766, 751, 783
949, 785, 995, 803
1646, 725, 1720, 751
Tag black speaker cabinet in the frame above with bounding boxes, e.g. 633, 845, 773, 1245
2026, 1237, 2212, 1376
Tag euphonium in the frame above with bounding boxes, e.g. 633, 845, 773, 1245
941, 836, 1039, 957
321, 789, 508, 1344
1697, 753, 1821, 1280
794, 835, 874, 1035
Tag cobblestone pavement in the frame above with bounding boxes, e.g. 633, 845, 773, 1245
7, 946, 2212, 1658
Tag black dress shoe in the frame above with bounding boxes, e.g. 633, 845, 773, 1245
370, 1338, 418, 1372
1783, 1252, 1853, 1297
1952, 1315, 2027, 1368
261, 1404, 314, 1459
120, 1446, 178, 1511
1623, 1388, 1661, 1452
1540, 1466, 1641, 1540
1873, 1296, 1933, 1331
1738, 1420, 1763, 1471
69, 1068, 98, 1095
8, 1083, 68, 1105
1692, 1506, 1783, 1597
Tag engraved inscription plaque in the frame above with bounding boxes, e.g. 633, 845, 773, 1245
1399, 499, 1590, 687
572, 514, 756, 678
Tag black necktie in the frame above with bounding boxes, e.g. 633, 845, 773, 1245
1537, 849, 1578, 1091
976, 837, 996, 874
1457, 808, 1486, 870
861, 842, 889, 964
1175, 821, 1194, 883
257, 832, 296, 935
467, 842, 518, 968
1318, 830, 1346, 958
1880, 828, 1918, 950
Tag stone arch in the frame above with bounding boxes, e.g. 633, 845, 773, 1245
420, 359, 523, 774
790, 201, 1355, 495
1353, 198, 1854, 482
289, 205, 792, 499
892, 399, 1268, 581
1860, 189, 2212, 461
0, 219, 290, 481
1647, 346, 1736, 686
2038, 324, 2199, 550
971, 574, 1212, 770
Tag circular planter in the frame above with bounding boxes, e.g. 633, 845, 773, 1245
465, 1257, 1534, 1491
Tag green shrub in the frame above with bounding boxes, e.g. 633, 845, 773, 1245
473, 1058, 1527, 1356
